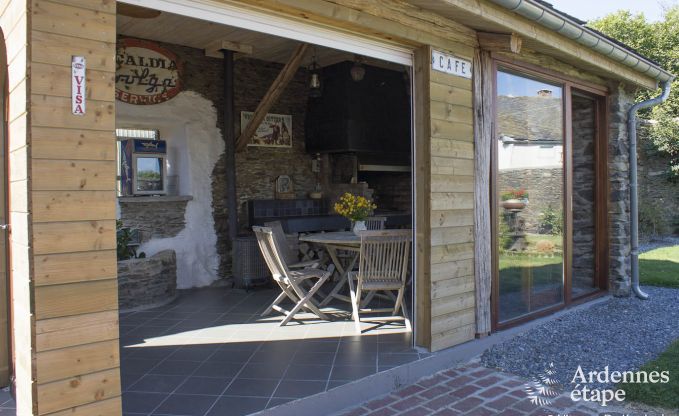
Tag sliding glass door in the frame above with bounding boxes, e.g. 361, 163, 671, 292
495, 69, 565, 323
492, 64, 608, 328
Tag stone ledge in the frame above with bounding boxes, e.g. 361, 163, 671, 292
118, 195, 193, 203
118, 249, 177, 312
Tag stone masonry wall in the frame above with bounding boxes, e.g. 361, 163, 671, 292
637, 122, 679, 236
212, 59, 315, 277
608, 82, 636, 297
497, 167, 563, 232
119, 199, 189, 243
571, 95, 597, 295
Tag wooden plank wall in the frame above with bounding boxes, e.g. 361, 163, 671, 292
427, 51, 476, 352
29, 0, 121, 414
2, 0, 33, 413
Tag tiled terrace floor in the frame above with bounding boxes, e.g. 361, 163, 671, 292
120, 286, 425, 416
0, 388, 13, 415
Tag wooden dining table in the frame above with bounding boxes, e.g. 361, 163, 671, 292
299, 231, 361, 306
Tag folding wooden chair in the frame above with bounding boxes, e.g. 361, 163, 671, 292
347, 229, 412, 333
253, 226, 331, 326
264, 221, 322, 269
364, 216, 387, 230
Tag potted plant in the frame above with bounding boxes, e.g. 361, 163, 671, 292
334, 192, 377, 235
501, 188, 529, 210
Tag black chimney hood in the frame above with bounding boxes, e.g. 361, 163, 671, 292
305, 61, 410, 160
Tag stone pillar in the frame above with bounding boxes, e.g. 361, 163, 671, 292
608, 82, 636, 296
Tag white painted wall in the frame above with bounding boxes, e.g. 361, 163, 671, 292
498, 138, 563, 170
116, 91, 224, 288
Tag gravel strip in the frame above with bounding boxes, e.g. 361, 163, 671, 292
481, 286, 679, 389
639, 237, 679, 253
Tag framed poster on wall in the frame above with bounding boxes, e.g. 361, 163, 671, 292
240, 112, 292, 148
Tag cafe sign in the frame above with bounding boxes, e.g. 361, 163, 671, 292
116, 38, 183, 105
431, 50, 472, 79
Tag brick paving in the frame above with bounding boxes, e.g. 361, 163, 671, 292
336, 363, 633, 416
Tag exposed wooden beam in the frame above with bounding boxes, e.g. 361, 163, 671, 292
477, 32, 522, 54
205, 40, 253, 59
472, 49, 493, 337
235, 43, 309, 151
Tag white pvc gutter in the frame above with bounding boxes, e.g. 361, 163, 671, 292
489, 0, 674, 84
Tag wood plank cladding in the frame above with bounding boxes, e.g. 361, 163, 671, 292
427, 49, 476, 351
3, 1, 35, 414
27, 0, 121, 414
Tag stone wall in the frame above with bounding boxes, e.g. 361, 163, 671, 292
637, 122, 679, 236
571, 95, 597, 295
497, 167, 563, 232
608, 82, 636, 296
118, 197, 191, 243
212, 58, 316, 277
118, 250, 177, 311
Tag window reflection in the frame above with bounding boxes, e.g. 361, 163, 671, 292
496, 69, 565, 323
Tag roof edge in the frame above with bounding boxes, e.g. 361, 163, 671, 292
490, 0, 675, 84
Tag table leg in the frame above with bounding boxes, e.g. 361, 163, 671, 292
320, 246, 358, 307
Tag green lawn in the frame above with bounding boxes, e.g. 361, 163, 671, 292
618, 245, 679, 410
619, 340, 679, 410
640, 245, 679, 288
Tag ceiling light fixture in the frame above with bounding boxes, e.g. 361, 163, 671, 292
350, 55, 366, 82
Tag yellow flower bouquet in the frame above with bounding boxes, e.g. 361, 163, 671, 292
334, 192, 377, 222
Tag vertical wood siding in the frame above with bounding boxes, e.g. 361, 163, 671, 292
1, 0, 32, 413
29, 0, 120, 414
428, 62, 476, 351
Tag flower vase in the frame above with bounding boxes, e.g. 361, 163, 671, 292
352, 220, 367, 235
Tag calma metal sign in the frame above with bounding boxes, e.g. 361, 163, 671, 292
115, 38, 183, 105
431, 50, 472, 79
71, 56, 86, 115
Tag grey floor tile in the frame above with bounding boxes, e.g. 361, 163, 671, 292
122, 391, 167, 413
175, 377, 232, 395
169, 345, 221, 361
378, 342, 416, 353
193, 361, 243, 378
327, 380, 350, 390
333, 352, 378, 366
329, 365, 377, 381
291, 352, 335, 365
238, 362, 288, 379
122, 358, 163, 375
266, 397, 294, 408
272, 380, 326, 398
224, 378, 280, 397
128, 346, 179, 360
283, 364, 333, 381
208, 349, 254, 363
205, 396, 268, 416
128, 374, 186, 393
152, 393, 217, 416
0, 408, 14, 416
149, 360, 202, 376
296, 341, 339, 353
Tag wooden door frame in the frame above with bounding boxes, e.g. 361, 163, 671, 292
490, 57, 609, 331
0, 27, 11, 391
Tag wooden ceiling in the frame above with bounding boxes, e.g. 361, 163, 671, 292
117, 9, 400, 69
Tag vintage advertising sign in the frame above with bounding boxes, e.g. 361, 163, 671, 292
115, 38, 183, 105
431, 50, 472, 79
72, 56, 86, 115
241, 112, 293, 148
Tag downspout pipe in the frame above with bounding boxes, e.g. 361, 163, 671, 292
627, 79, 673, 299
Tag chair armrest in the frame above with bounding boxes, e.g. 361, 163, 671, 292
289, 259, 321, 269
